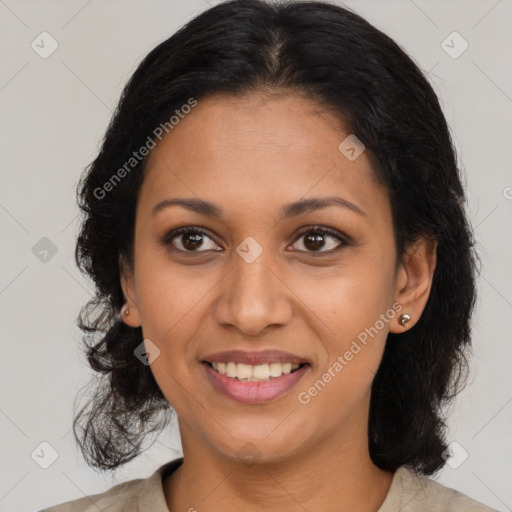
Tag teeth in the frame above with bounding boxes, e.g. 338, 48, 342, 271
237, 363, 253, 379
253, 364, 271, 379
269, 363, 284, 377
226, 362, 237, 378
210, 362, 301, 381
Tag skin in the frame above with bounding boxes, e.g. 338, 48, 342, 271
120, 91, 437, 511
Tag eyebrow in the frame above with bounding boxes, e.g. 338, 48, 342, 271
151, 195, 367, 220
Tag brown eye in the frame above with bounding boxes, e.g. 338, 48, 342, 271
290, 226, 347, 255
164, 227, 220, 252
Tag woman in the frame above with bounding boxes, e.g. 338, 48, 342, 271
41, 0, 497, 510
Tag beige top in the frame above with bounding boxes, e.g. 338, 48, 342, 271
40, 458, 498, 512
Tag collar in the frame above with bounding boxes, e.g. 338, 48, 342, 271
136, 458, 411, 511
137, 457, 183, 512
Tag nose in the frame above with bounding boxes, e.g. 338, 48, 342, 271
213, 246, 293, 337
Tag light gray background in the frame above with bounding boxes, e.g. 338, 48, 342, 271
1, 0, 511, 511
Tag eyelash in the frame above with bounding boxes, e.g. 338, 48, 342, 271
162, 225, 349, 257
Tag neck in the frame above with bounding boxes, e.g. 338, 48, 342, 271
163, 410, 394, 511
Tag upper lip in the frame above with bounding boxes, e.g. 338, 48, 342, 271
202, 350, 308, 366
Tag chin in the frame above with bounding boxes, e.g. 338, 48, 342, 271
202, 418, 311, 467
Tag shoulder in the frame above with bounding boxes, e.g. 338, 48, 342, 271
40, 475, 147, 512
39, 459, 182, 512
379, 466, 499, 512
40, 477, 145, 512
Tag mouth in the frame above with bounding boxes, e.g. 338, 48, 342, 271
201, 350, 310, 403
203, 361, 307, 381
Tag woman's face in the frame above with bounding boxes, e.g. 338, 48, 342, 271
121, 91, 435, 464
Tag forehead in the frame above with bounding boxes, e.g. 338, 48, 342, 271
139, 92, 388, 220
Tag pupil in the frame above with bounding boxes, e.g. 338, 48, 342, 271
183, 233, 203, 250
304, 233, 325, 251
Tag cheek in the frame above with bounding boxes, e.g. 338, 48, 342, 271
134, 249, 208, 337
293, 261, 393, 339
299, 265, 393, 385
298, 287, 389, 421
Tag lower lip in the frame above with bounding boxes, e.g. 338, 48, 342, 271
203, 363, 309, 404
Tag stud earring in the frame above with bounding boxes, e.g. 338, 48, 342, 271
399, 313, 411, 327
123, 305, 130, 316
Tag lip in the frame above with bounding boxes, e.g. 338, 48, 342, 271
203, 361, 310, 404
201, 349, 307, 366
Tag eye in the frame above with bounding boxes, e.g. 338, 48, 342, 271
163, 227, 221, 253
162, 225, 349, 256
289, 226, 347, 255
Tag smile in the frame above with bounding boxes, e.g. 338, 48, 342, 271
201, 350, 310, 404
207, 361, 302, 381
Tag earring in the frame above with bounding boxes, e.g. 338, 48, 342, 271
399, 313, 411, 327
123, 305, 130, 316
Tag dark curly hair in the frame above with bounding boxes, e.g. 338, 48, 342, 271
72, 0, 480, 476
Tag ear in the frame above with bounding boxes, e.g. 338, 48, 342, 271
390, 236, 437, 333
119, 255, 142, 328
